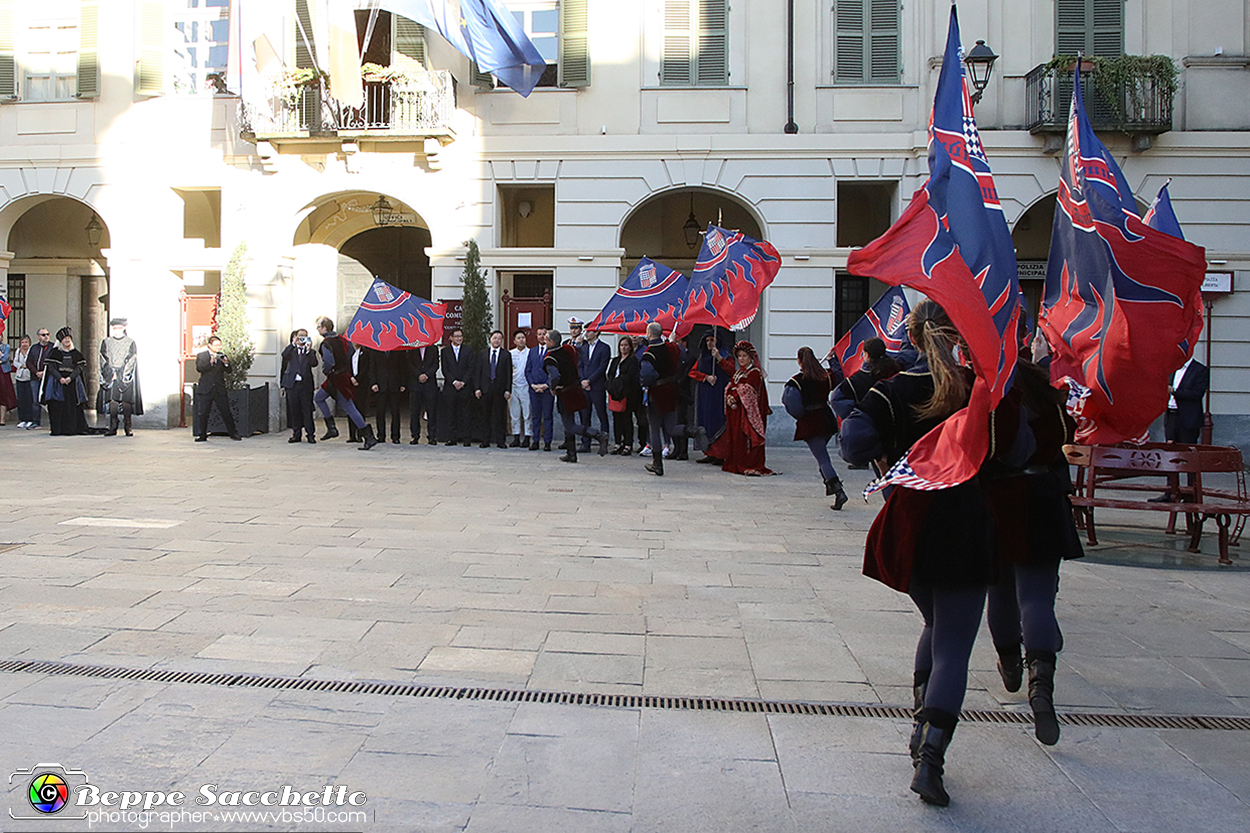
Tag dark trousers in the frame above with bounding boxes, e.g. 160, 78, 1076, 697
613, 401, 644, 448
908, 583, 987, 717
1164, 409, 1200, 444
442, 386, 473, 442
375, 390, 402, 442
196, 386, 238, 437
480, 391, 509, 445
647, 401, 689, 455
409, 382, 438, 440
288, 383, 315, 439
530, 391, 554, 443
804, 435, 838, 482
27, 379, 44, 425
17, 378, 37, 423
584, 389, 609, 435
561, 407, 596, 446
986, 562, 1062, 655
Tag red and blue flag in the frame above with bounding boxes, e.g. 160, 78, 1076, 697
588, 257, 688, 336
832, 286, 912, 379
346, 279, 446, 351
846, 5, 1020, 493
677, 224, 780, 336
1143, 180, 1185, 240
1039, 71, 1206, 445
0, 294, 11, 340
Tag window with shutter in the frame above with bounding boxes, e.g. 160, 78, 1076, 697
393, 16, 426, 70
21, 1, 79, 100
0, 0, 15, 99
833, 0, 898, 84
558, 0, 588, 87
76, 0, 97, 98
661, 0, 727, 86
1055, 0, 1123, 57
135, 0, 165, 95
293, 0, 316, 70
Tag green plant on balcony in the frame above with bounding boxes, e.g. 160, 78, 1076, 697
361, 63, 437, 92
276, 67, 326, 107
1044, 54, 1178, 123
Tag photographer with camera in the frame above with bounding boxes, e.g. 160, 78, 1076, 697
281, 328, 319, 444
194, 336, 241, 442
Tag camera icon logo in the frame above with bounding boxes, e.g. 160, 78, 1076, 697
8, 764, 88, 821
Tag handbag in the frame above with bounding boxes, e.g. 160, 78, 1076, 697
608, 395, 627, 413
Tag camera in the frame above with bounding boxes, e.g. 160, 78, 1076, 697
299, 336, 312, 346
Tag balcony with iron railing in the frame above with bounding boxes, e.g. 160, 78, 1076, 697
1025, 57, 1174, 144
241, 69, 455, 147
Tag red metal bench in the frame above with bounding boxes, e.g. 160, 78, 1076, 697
1065, 443, 1249, 566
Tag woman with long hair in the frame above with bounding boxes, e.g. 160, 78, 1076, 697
606, 335, 644, 454
705, 341, 773, 476
839, 299, 994, 807
783, 346, 847, 508
831, 337, 901, 421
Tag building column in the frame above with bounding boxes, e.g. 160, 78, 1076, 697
0, 251, 12, 298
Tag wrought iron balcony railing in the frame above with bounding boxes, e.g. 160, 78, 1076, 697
242, 70, 455, 141
1025, 61, 1172, 135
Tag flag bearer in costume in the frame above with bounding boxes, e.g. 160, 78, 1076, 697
638, 321, 705, 476
705, 341, 773, 476
839, 301, 999, 807
783, 346, 846, 507
313, 317, 377, 451
99, 317, 143, 436
542, 329, 608, 463
983, 357, 1082, 746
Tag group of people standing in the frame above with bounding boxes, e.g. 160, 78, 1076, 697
1, 318, 142, 437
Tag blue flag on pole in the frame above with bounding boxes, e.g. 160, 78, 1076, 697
831, 287, 912, 379
1143, 181, 1185, 240
588, 257, 689, 336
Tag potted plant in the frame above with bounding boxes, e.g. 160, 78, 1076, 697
193, 243, 269, 437
459, 238, 493, 350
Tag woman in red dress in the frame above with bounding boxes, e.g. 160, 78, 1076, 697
706, 341, 774, 476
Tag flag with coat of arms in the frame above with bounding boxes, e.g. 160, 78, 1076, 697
675, 225, 781, 337
346, 280, 446, 350
588, 257, 689, 336
831, 286, 913, 379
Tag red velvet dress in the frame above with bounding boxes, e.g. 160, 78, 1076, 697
707, 363, 774, 476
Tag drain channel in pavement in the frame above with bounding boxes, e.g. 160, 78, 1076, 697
2, 658, 1247, 731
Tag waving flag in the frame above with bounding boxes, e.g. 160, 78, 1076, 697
677, 225, 780, 336
1143, 180, 1185, 240
589, 257, 688, 336
381, 0, 548, 96
846, 5, 1020, 493
1039, 70, 1206, 445
832, 286, 912, 378
0, 294, 11, 340
346, 280, 446, 351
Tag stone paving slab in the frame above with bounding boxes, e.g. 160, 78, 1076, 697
0, 431, 1248, 831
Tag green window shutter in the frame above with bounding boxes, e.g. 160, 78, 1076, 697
293, 0, 316, 69
394, 16, 426, 69
834, 0, 865, 82
1091, 0, 1124, 57
661, 0, 691, 85
0, 0, 14, 98
77, 0, 99, 98
136, 1, 165, 95
470, 61, 494, 89
558, 0, 589, 87
868, 0, 898, 83
1055, 0, 1087, 55
695, 0, 727, 85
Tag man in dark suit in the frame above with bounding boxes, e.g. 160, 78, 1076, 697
577, 327, 611, 451
194, 336, 241, 441
280, 329, 318, 443
525, 326, 554, 451
25, 327, 55, 428
361, 347, 407, 444
407, 343, 440, 444
1165, 356, 1209, 444
440, 327, 476, 446
475, 329, 513, 448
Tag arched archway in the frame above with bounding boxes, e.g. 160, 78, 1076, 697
2, 196, 111, 397
1012, 193, 1057, 323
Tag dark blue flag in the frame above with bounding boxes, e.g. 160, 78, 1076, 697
589, 257, 688, 336
346, 279, 446, 351
1143, 180, 1185, 240
831, 287, 912, 379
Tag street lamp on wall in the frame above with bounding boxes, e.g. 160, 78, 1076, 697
370, 195, 394, 226
682, 193, 701, 250
964, 39, 998, 105
85, 214, 103, 247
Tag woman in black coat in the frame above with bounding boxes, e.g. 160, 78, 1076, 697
39, 327, 92, 436
606, 336, 643, 454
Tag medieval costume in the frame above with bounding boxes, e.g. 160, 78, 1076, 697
543, 337, 607, 462
638, 334, 704, 476
706, 341, 773, 476
690, 334, 730, 449
782, 350, 846, 507
39, 328, 92, 436
99, 317, 143, 436
313, 326, 376, 450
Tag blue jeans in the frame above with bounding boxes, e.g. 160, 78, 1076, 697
17, 378, 39, 423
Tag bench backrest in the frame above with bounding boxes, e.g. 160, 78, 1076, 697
1065, 444, 1244, 474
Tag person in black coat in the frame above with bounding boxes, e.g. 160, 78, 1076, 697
361, 347, 407, 444
544, 329, 609, 463
474, 330, 513, 448
1165, 356, 1209, 444
194, 336, 241, 441
577, 329, 612, 450
407, 344, 440, 445
440, 327, 476, 446
606, 335, 643, 454
280, 329, 318, 443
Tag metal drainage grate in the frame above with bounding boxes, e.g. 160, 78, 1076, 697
1, 658, 1247, 731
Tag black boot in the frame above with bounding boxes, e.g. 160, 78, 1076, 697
827, 477, 849, 510
123, 412, 133, 437
321, 417, 339, 440
359, 424, 379, 450
645, 452, 664, 476
106, 412, 119, 436
509, 434, 521, 447
910, 708, 957, 806
560, 442, 578, 463
996, 643, 1024, 693
348, 422, 361, 443
908, 670, 930, 768
597, 430, 610, 457
1027, 651, 1060, 745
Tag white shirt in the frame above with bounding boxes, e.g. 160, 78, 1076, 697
510, 347, 529, 387
1168, 357, 1194, 410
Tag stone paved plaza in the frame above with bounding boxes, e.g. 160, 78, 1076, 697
0, 428, 1248, 832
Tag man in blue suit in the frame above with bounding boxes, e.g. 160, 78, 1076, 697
577, 326, 611, 451
525, 326, 555, 451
